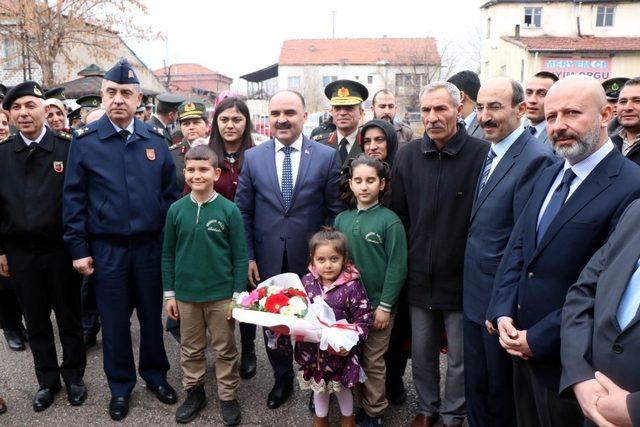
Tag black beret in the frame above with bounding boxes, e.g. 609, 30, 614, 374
2, 81, 45, 110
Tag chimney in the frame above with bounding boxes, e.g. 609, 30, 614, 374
515, 24, 520, 38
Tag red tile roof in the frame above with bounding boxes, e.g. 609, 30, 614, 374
153, 63, 231, 80
503, 36, 640, 52
279, 38, 440, 66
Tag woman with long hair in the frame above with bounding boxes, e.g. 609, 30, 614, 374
208, 96, 258, 379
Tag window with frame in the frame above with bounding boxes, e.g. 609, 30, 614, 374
287, 76, 300, 90
2, 38, 21, 69
395, 73, 427, 96
524, 7, 542, 28
367, 75, 373, 84
596, 6, 614, 27
322, 75, 337, 86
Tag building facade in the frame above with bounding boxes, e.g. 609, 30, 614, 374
153, 63, 232, 102
481, 0, 640, 82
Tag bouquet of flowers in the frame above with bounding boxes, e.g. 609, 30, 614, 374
234, 285, 308, 318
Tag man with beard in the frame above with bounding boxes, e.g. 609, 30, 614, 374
612, 78, 640, 165
464, 77, 555, 427
315, 79, 368, 166
523, 71, 558, 147
488, 74, 640, 426
372, 89, 414, 150
391, 81, 489, 427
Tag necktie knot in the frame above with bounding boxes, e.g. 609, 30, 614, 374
528, 125, 537, 136
282, 145, 293, 155
561, 168, 576, 186
487, 148, 497, 160
119, 129, 130, 140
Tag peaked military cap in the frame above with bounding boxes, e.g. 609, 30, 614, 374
68, 107, 82, 122
135, 105, 145, 114
177, 101, 207, 121
44, 87, 66, 100
157, 93, 186, 108
324, 79, 369, 106
104, 58, 140, 84
76, 95, 102, 108
602, 77, 629, 101
2, 81, 45, 110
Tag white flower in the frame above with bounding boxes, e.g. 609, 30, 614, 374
266, 285, 280, 296
236, 291, 249, 305
288, 296, 307, 315
259, 297, 267, 308
280, 306, 293, 316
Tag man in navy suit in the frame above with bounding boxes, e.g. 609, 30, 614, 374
561, 199, 640, 427
488, 74, 640, 426
463, 77, 555, 427
235, 90, 344, 409
523, 71, 558, 147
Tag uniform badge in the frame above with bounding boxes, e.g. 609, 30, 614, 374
184, 103, 195, 112
53, 161, 64, 173
34, 86, 42, 96
337, 87, 350, 97
128, 70, 134, 79
146, 148, 156, 160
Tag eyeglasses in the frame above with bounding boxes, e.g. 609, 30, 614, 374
475, 103, 506, 114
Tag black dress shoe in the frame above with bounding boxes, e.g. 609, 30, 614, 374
175, 384, 207, 424
33, 384, 61, 412
66, 382, 87, 406
147, 382, 178, 404
266, 380, 293, 409
3, 330, 25, 351
239, 351, 257, 379
109, 396, 130, 421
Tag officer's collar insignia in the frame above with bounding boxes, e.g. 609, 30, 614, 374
146, 148, 156, 160
337, 87, 349, 97
184, 103, 196, 112
34, 86, 42, 96
53, 161, 64, 173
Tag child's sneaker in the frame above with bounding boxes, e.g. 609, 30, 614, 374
219, 399, 241, 426
175, 385, 206, 424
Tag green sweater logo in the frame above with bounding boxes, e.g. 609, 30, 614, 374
364, 232, 382, 244
206, 219, 226, 233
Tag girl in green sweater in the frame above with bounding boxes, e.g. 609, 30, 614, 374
334, 154, 408, 425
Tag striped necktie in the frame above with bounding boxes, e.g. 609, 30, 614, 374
478, 149, 497, 196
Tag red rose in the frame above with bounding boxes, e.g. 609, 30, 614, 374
257, 287, 268, 299
284, 288, 306, 298
264, 293, 290, 314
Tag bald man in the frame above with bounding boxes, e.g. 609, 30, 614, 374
488, 75, 640, 426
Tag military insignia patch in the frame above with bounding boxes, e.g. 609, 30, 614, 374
146, 148, 156, 160
184, 103, 196, 112
128, 70, 134, 78
337, 87, 350, 97
53, 161, 64, 173
34, 86, 42, 96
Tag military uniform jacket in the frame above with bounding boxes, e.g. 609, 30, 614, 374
169, 139, 190, 191
146, 115, 172, 143
313, 129, 362, 166
63, 115, 180, 260
0, 128, 72, 251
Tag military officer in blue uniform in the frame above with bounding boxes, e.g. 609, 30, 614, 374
63, 58, 181, 421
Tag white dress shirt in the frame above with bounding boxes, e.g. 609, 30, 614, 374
110, 119, 135, 140
275, 134, 303, 191
20, 126, 47, 146
487, 126, 524, 178
336, 128, 359, 155
537, 140, 614, 227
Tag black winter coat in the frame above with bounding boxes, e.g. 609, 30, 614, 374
390, 126, 489, 310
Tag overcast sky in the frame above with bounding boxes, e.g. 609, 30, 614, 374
129, 0, 484, 91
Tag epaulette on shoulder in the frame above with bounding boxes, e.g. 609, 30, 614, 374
73, 126, 97, 139
148, 125, 164, 136
56, 130, 72, 141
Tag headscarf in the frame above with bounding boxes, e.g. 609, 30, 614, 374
359, 119, 398, 167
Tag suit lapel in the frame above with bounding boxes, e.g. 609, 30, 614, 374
532, 152, 618, 260
265, 140, 286, 210
290, 137, 313, 209
471, 134, 526, 220
609, 239, 640, 334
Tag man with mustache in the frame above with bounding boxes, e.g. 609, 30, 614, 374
235, 90, 344, 410
488, 74, 640, 426
315, 79, 368, 166
612, 78, 640, 165
523, 71, 558, 147
372, 89, 414, 150
390, 81, 489, 427
464, 77, 555, 427
63, 59, 181, 421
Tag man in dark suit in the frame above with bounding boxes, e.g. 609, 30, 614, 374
488, 74, 640, 426
235, 90, 344, 409
522, 71, 558, 147
448, 70, 485, 139
561, 199, 640, 427
313, 79, 367, 166
463, 77, 556, 427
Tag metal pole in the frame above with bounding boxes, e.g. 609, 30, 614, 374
332, 11, 336, 38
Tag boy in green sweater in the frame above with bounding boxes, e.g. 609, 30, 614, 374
162, 145, 248, 425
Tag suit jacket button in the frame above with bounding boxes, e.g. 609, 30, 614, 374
612, 344, 623, 354
527, 272, 534, 279
517, 304, 521, 310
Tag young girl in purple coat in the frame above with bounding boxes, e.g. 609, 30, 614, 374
296, 228, 373, 427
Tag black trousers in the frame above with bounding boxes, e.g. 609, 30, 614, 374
263, 251, 294, 384
0, 285, 23, 331
80, 275, 100, 336
384, 291, 412, 395
512, 359, 583, 427
464, 317, 516, 427
5, 243, 85, 388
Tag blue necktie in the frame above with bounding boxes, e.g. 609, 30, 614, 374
617, 259, 640, 330
281, 146, 293, 210
537, 168, 576, 244
478, 149, 497, 197
528, 125, 537, 136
